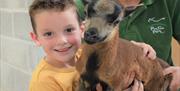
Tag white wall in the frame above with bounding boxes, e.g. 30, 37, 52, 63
0, 0, 44, 91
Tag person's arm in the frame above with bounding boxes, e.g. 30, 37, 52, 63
164, 0, 180, 90
163, 67, 180, 91
178, 41, 180, 45
170, 0, 180, 46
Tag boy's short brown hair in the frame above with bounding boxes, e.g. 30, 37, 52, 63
29, 0, 80, 34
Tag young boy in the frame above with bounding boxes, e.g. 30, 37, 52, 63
28, 0, 155, 91
29, 0, 83, 91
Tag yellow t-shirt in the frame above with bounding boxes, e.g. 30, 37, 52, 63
29, 58, 79, 91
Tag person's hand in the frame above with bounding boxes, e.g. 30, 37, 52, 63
131, 41, 156, 60
96, 83, 103, 91
163, 66, 180, 91
131, 80, 144, 91
124, 79, 144, 91
96, 79, 144, 91
96, 73, 143, 91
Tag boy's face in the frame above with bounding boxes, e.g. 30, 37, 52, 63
30, 8, 83, 64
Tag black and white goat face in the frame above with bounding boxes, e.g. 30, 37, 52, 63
82, 0, 124, 44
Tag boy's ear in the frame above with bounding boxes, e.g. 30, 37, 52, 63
30, 32, 41, 46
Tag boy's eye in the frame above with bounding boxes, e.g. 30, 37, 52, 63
66, 28, 74, 33
43, 32, 53, 37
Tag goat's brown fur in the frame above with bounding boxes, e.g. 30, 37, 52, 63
76, 28, 171, 91
75, 0, 172, 91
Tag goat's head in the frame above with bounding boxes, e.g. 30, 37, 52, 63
81, 0, 124, 44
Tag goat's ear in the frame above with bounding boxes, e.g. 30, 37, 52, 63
82, 0, 91, 5
81, 0, 92, 6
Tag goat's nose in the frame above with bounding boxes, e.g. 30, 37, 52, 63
84, 27, 99, 44
84, 28, 98, 39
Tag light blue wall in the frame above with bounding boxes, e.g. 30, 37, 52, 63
0, 0, 44, 91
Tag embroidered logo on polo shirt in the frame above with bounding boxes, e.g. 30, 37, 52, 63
148, 17, 166, 34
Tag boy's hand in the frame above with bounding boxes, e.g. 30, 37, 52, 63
163, 66, 180, 91
131, 41, 156, 60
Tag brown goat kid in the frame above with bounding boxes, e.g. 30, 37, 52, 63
75, 0, 172, 91
76, 28, 171, 91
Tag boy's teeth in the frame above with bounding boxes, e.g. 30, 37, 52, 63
55, 46, 72, 52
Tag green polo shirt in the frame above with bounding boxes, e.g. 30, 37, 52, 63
75, 0, 180, 65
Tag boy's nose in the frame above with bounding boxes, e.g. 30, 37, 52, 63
84, 27, 99, 44
56, 34, 68, 45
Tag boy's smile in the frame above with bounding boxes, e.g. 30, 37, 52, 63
53, 44, 74, 56
54, 45, 72, 52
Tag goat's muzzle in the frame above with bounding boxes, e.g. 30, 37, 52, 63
84, 27, 107, 44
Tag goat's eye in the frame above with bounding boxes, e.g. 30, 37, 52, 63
106, 14, 116, 23
106, 4, 122, 24
87, 4, 96, 17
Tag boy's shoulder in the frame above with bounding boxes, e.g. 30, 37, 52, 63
29, 59, 61, 91
31, 58, 78, 81
31, 59, 58, 81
